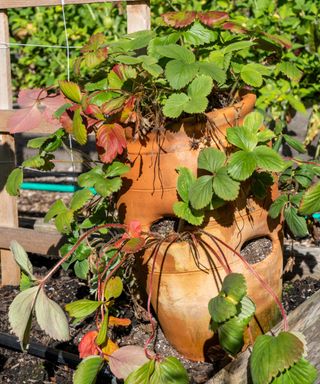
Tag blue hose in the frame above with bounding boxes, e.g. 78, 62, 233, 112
21, 182, 96, 194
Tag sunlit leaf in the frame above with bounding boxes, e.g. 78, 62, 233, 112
73, 356, 104, 384
208, 296, 237, 323
198, 11, 229, 26
10, 240, 34, 278
250, 332, 305, 384
78, 330, 99, 358
5, 168, 23, 196
105, 276, 123, 302
59, 80, 82, 103
8, 286, 39, 350
299, 182, 320, 215
96, 123, 126, 164
109, 346, 149, 380
162, 11, 197, 28
65, 299, 103, 319
35, 287, 70, 341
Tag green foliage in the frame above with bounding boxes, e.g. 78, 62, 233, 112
65, 299, 103, 320
208, 273, 255, 355
125, 357, 188, 384
5, 168, 23, 196
173, 167, 205, 225
73, 356, 104, 384
251, 333, 316, 384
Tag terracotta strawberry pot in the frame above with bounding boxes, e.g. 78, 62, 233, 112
117, 93, 283, 361
117, 93, 257, 228
140, 197, 283, 361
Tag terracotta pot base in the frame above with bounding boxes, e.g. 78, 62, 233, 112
138, 201, 283, 361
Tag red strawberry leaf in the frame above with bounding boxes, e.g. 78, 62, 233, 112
78, 330, 99, 358
109, 346, 149, 379
96, 123, 127, 163
122, 237, 145, 254
198, 11, 229, 26
222, 22, 248, 34
109, 316, 131, 327
81, 33, 108, 69
120, 96, 136, 124
162, 11, 197, 28
101, 96, 126, 116
17, 88, 46, 108
9, 89, 63, 133
127, 220, 142, 238
73, 108, 87, 145
262, 32, 292, 49
59, 81, 82, 104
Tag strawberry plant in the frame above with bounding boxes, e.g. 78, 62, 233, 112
4, 8, 320, 384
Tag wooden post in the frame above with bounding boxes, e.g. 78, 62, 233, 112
127, 0, 150, 33
0, 10, 20, 286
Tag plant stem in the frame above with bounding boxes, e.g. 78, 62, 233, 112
39, 223, 125, 285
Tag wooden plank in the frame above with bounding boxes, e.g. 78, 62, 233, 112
0, 0, 136, 9
0, 227, 63, 256
0, 11, 20, 286
127, 1, 150, 33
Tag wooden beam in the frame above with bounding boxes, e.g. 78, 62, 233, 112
0, 226, 64, 256
0, 11, 20, 286
0, 0, 136, 9
127, 1, 150, 33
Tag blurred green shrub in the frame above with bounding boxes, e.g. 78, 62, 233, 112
8, 3, 126, 94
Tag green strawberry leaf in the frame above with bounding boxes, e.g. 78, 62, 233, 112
241, 64, 263, 87
218, 317, 246, 355
188, 75, 213, 98
189, 175, 214, 209
73, 356, 104, 384
176, 167, 196, 202
283, 134, 306, 154
269, 195, 288, 219
59, 80, 82, 103
73, 108, 87, 145
149, 357, 189, 384
271, 358, 317, 384
208, 296, 237, 323
250, 332, 305, 384
173, 201, 204, 226
165, 60, 198, 89
299, 182, 320, 215
70, 189, 93, 211
6, 168, 23, 196
254, 146, 285, 172
228, 150, 257, 181
198, 147, 226, 173
227, 126, 258, 151
222, 273, 247, 302
163, 93, 189, 118
284, 206, 308, 237
213, 167, 240, 201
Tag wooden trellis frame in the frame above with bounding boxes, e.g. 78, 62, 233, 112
0, 0, 150, 285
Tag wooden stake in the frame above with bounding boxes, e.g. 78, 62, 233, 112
127, 1, 150, 33
0, 11, 20, 286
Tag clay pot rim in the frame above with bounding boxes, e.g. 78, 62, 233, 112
125, 93, 257, 140
144, 233, 281, 274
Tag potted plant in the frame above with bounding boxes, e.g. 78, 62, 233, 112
5, 9, 318, 383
